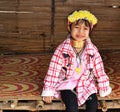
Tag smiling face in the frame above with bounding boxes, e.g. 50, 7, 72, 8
69, 19, 91, 42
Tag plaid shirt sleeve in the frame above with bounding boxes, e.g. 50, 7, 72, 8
42, 46, 63, 96
93, 51, 112, 97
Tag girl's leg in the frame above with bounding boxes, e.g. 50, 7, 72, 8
85, 93, 98, 112
60, 89, 79, 112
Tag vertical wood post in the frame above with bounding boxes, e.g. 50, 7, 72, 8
50, 0, 55, 52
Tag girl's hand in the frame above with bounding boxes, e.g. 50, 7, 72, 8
42, 96, 54, 103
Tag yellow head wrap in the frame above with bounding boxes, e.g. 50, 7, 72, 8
68, 10, 98, 25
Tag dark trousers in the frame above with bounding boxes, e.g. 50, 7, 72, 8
61, 90, 98, 112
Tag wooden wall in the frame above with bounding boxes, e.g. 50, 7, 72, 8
0, 0, 120, 54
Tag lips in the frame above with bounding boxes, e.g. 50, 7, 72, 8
76, 35, 83, 39
75, 35, 86, 42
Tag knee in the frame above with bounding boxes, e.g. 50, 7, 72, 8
85, 94, 98, 112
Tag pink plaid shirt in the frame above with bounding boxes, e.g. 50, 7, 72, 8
41, 36, 112, 106
56, 49, 85, 91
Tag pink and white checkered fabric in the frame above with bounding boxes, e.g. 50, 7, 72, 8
42, 36, 111, 106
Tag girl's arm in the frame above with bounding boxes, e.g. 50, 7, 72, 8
41, 46, 63, 97
93, 51, 112, 97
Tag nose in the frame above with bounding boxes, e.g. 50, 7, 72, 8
78, 28, 84, 34
79, 28, 83, 33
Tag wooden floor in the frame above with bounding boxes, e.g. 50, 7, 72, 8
3, 109, 120, 112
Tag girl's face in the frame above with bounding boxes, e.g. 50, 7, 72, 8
70, 20, 90, 42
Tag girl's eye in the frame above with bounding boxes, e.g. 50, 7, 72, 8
74, 25, 79, 28
84, 27, 89, 30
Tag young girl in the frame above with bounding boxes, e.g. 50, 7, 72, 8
41, 10, 112, 112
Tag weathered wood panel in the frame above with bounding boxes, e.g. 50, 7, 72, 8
0, 0, 52, 53
105, 0, 120, 6
0, 0, 17, 10
0, 0, 120, 54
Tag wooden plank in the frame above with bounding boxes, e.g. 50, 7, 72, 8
0, 0, 17, 10
0, 33, 51, 53
0, 0, 52, 53
0, 98, 120, 111
105, 0, 120, 6
55, 0, 105, 6
15, 0, 51, 11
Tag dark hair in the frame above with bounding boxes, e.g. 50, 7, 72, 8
69, 19, 92, 31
